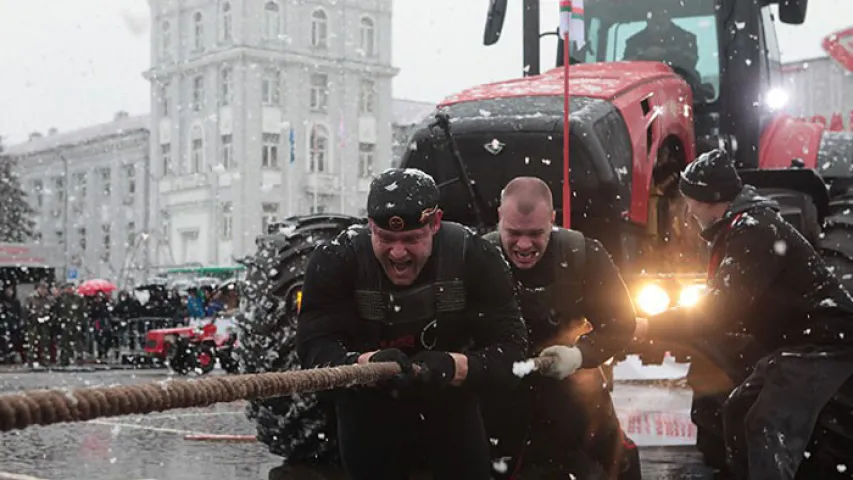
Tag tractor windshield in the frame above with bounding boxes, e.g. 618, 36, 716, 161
582, 0, 721, 104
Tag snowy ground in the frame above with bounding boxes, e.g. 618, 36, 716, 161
0, 357, 714, 480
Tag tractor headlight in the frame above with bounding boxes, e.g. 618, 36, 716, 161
636, 284, 670, 316
678, 284, 706, 307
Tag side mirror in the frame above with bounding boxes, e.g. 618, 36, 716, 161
777, 0, 807, 24
484, 0, 508, 46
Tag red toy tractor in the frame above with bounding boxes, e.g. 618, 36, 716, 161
144, 316, 240, 375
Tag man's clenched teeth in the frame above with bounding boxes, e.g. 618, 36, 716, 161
515, 251, 540, 259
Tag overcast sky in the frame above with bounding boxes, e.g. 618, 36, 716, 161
0, 0, 850, 144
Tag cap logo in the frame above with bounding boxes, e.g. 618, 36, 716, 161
388, 216, 405, 231
419, 206, 438, 224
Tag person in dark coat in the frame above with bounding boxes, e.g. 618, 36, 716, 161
482, 177, 641, 479
296, 168, 529, 480
640, 149, 853, 480
113, 290, 142, 350
53, 282, 87, 366
0, 281, 24, 364
623, 9, 698, 70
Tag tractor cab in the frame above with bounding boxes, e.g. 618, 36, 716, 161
487, 0, 806, 167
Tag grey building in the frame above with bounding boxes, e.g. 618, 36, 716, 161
144, 0, 399, 266
390, 98, 435, 170
783, 56, 853, 129
3, 112, 151, 284
8, 0, 439, 281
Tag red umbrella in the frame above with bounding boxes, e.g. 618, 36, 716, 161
77, 279, 117, 296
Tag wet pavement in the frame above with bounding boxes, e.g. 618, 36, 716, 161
0, 368, 717, 480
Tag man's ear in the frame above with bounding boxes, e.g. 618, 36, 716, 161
432, 210, 444, 231
551, 210, 556, 223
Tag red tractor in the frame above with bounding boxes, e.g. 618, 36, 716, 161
237, 0, 853, 474
144, 317, 240, 375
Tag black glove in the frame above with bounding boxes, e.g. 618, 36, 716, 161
369, 348, 416, 392
411, 350, 457, 389
369, 348, 413, 373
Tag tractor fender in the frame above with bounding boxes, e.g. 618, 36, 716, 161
758, 114, 824, 170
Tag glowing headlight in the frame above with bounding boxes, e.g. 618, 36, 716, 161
678, 284, 706, 307
765, 88, 789, 111
636, 284, 670, 316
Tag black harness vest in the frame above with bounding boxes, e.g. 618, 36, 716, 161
484, 228, 586, 345
351, 222, 469, 355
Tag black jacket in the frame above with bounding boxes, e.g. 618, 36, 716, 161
648, 186, 853, 351
501, 232, 637, 368
296, 222, 529, 390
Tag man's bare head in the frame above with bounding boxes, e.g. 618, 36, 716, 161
498, 177, 556, 269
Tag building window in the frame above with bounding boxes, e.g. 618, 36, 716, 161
264, 1, 281, 40
359, 79, 376, 114
360, 17, 376, 56
220, 66, 232, 106
162, 21, 171, 57
160, 83, 170, 116
74, 172, 87, 198
193, 12, 204, 51
99, 168, 111, 196
127, 221, 136, 248
32, 180, 43, 208
126, 164, 136, 192
262, 133, 280, 168
193, 76, 204, 112
54, 177, 64, 202
221, 202, 233, 240
78, 227, 86, 252
309, 125, 329, 173
221, 2, 233, 42
161, 143, 172, 176
191, 128, 204, 173
358, 143, 375, 178
161, 210, 170, 239
261, 203, 279, 233
101, 224, 111, 262
221, 134, 234, 169
310, 73, 329, 112
311, 9, 328, 48
262, 69, 280, 106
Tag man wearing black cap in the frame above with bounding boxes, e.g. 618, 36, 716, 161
640, 149, 853, 479
296, 168, 529, 479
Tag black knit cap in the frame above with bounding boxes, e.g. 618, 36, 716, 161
679, 149, 743, 203
367, 168, 441, 232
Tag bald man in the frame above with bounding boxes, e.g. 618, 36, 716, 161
482, 177, 641, 479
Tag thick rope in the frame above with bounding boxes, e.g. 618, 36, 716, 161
0, 357, 556, 433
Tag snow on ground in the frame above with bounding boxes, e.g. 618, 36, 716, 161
612, 355, 696, 447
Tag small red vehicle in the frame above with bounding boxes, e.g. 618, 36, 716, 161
144, 316, 240, 375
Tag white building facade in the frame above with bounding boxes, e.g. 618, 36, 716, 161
8, 0, 440, 285
4, 113, 151, 284
144, 0, 399, 267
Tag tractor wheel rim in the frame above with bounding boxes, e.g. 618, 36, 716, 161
198, 352, 212, 367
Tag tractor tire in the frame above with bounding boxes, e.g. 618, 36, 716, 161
235, 214, 363, 465
818, 191, 853, 293
756, 188, 821, 245
168, 337, 198, 375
